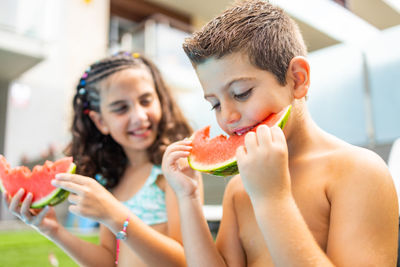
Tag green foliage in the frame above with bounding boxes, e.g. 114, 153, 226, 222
0, 229, 99, 267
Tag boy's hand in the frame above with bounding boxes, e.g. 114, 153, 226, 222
236, 125, 291, 201
5, 189, 60, 236
51, 174, 124, 226
162, 139, 201, 201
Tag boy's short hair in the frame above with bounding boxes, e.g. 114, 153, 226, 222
183, 0, 307, 85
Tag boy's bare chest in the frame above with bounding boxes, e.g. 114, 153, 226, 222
235, 163, 332, 266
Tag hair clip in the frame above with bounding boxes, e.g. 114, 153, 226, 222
80, 80, 86, 86
95, 173, 107, 186
82, 72, 88, 79
78, 88, 87, 95
83, 108, 90, 115
132, 52, 140, 58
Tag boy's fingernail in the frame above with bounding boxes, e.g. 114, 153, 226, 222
51, 180, 57, 186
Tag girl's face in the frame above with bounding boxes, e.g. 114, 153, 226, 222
90, 67, 162, 153
196, 52, 293, 136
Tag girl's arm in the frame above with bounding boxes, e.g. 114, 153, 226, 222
162, 139, 227, 267
49, 224, 115, 267
52, 173, 188, 267
6, 190, 116, 267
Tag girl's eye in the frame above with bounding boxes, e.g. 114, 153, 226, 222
112, 105, 128, 113
234, 88, 253, 100
140, 98, 152, 106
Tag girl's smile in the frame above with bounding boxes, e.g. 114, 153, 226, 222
128, 124, 153, 138
91, 67, 162, 153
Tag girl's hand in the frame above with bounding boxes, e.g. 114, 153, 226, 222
162, 139, 201, 200
51, 174, 123, 225
5, 189, 60, 236
236, 125, 291, 202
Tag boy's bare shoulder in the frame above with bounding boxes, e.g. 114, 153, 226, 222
324, 142, 395, 196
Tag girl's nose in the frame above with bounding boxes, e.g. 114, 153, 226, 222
131, 106, 148, 122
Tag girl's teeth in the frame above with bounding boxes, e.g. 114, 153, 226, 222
133, 129, 147, 135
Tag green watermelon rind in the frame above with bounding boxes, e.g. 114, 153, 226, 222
30, 163, 76, 209
188, 105, 292, 177
0, 179, 5, 193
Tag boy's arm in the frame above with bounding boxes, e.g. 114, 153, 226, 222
237, 126, 334, 266
325, 149, 398, 266
162, 139, 228, 267
240, 126, 398, 266
251, 193, 335, 266
178, 192, 227, 267
215, 176, 247, 266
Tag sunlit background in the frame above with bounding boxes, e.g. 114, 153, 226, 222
0, 0, 400, 264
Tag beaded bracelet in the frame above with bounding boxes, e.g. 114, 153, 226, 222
115, 217, 130, 265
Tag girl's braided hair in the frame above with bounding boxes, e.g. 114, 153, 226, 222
64, 52, 192, 189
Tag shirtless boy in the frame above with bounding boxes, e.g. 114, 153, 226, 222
162, 1, 398, 266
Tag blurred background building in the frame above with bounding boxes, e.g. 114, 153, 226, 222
1, 0, 400, 222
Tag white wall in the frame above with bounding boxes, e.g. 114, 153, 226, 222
4, 0, 110, 167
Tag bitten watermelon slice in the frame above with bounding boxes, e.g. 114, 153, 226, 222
188, 105, 291, 177
0, 156, 76, 208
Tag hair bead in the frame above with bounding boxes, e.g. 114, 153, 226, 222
78, 88, 87, 95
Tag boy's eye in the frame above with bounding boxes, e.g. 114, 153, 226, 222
234, 88, 253, 100
210, 102, 220, 111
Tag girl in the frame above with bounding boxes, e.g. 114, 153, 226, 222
6, 51, 201, 266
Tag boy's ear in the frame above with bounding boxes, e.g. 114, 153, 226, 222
288, 56, 310, 99
88, 110, 109, 135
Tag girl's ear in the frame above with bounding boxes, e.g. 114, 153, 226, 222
288, 56, 310, 99
88, 110, 109, 135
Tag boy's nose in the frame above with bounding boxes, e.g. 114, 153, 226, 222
222, 106, 241, 126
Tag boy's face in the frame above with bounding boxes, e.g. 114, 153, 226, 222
196, 52, 293, 136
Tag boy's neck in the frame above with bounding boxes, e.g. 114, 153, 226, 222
285, 102, 329, 162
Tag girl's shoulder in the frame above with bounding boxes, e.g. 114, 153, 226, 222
149, 165, 167, 191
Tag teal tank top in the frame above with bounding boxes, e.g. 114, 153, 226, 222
122, 165, 168, 225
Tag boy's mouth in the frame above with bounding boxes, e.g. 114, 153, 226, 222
232, 115, 272, 136
233, 124, 257, 136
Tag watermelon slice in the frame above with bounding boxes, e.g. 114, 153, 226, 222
188, 105, 291, 176
0, 156, 76, 209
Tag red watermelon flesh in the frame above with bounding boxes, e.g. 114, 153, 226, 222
188, 105, 291, 176
0, 156, 75, 208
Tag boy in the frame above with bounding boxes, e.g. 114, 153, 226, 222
162, 0, 398, 266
